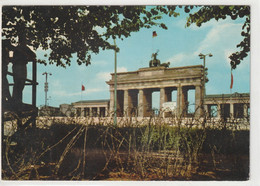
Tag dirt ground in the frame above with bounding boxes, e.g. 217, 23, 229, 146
12, 151, 248, 181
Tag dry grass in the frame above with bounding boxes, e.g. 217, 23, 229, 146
2, 109, 249, 180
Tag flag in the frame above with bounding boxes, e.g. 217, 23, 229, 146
82, 85, 85, 91
230, 71, 233, 89
152, 31, 157, 37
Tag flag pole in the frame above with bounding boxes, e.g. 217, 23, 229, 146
81, 82, 83, 117
230, 67, 232, 94
81, 81, 83, 101
152, 33, 154, 53
152, 31, 157, 53
230, 67, 233, 120
230, 67, 233, 95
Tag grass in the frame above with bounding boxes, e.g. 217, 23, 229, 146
2, 115, 249, 180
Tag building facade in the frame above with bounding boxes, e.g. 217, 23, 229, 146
59, 92, 250, 120
204, 93, 250, 119
72, 99, 110, 117
59, 66, 249, 120
106, 65, 205, 117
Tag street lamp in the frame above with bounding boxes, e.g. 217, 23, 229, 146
42, 72, 52, 107
113, 38, 117, 127
198, 53, 213, 97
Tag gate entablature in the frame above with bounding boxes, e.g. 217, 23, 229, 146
107, 65, 205, 117
107, 65, 204, 90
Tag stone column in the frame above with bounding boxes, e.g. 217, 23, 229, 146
195, 85, 202, 117
217, 104, 221, 119
89, 107, 92, 117
81, 107, 84, 117
160, 87, 166, 110
104, 107, 107, 117
144, 89, 152, 117
182, 87, 188, 116
124, 90, 129, 116
128, 91, 134, 116
204, 104, 209, 117
97, 107, 100, 117
110, 90, 114, 116
243, 104, 248, 118
230, 103, 234, 119
138, 89, 144, 117
177, 84, 182, 116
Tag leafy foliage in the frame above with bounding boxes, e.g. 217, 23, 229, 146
2, 6, 179, 67
185, 6, 250, 69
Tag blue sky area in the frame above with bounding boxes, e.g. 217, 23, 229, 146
11, 6, 250, 108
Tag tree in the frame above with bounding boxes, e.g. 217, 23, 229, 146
2, 6, 179, 67
184, 6, 250, 69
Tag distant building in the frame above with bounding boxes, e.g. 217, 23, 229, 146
72, 99, 110, 117
38, 105, 61, 116
106, 65, 205, 117
60, 104, 77, 117
56, 62, 249, 120
204, 93, 250, 119
55, 92, 250, 119
60, 92, 249, 120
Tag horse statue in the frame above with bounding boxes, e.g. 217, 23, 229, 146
149, 50, 171, 68
149, 50, 161, 67
160, 62, 170, 68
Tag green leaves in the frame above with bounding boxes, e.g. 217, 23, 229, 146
2, 6, 180, 67
185, 6, 250, 69
160, 23, 167, 29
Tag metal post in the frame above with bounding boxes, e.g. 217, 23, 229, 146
45, 75, 47, 106
42, 72, 52, 107
113, 39, 117, 127
32, 59, 37, 107
198, 53, 213, 98
199, 53, 212, 117
203, 56, 206, 97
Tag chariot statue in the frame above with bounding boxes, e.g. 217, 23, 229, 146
149, 50, 170, 68
149, 50, 161, 67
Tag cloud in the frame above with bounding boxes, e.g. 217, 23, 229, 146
51, 79, 63, 89
166, 52, 196, 67
92, 60, 108, 66
97, 72, 111, 81
166, 53, 186, 64
76, 64, 89, 72
96, 66, 127, 81
175, 18, 188, 29
117, 67, 127, 72
194, 21, 243, 55
167, 20, 244, 69
224, 49, 235, 67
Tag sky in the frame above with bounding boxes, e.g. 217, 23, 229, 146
8, 6, 250, 108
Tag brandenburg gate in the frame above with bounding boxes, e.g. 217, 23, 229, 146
106, 65, 204, 117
